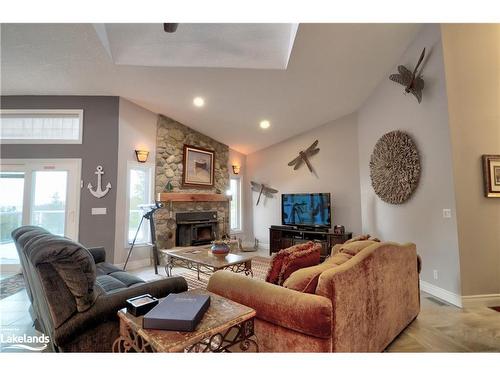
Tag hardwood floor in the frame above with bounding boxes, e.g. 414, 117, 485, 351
1, 267, 499, 352
386, 294, 500, 352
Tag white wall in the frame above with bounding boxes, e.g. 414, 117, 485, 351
441, 24, 500, 298
357, 24, 462, 298
114, 98, 158, 266
246, 113, 362, 248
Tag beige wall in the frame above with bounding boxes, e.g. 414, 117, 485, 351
358, 24, 462, 298
113, 98, 158, 266
441, 24, 500, 296
246, 113, 363, 248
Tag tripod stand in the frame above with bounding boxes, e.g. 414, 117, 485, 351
123, 202, 163, 274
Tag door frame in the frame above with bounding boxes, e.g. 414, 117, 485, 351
0, 158, 82, 242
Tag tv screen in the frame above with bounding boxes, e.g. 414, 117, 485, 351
281, 193, 331, 228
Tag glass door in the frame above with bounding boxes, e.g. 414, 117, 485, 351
31, 170, 68, 236
0, 159, 81, 272
0, 170, 26, 267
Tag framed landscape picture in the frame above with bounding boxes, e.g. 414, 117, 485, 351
182, 145, 215, 188
482, 155, 500, 198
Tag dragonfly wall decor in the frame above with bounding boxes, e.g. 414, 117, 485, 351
288, 140, 320, 173
389, 48, 426, 103
250, 181, 279, 206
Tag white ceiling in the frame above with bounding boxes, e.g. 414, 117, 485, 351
95, 23, 298, 69
0, 23, 421, 154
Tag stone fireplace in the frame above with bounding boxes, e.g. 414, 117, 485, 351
154, 115, 230, 250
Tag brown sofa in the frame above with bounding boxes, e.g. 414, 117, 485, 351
207, 241, 420, 352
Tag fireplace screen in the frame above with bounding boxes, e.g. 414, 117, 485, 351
175, 211, 218, 246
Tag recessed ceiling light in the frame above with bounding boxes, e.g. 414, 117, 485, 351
193, 97, 205, 107
260, 120, 270, 129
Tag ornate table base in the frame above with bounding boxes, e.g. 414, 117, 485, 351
113, 318, 258, 353
165, 256, 253, 280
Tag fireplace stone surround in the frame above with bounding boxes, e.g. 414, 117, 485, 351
153, 114, 230, 251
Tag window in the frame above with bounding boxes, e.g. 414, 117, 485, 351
127, 163, 153, 245
229, 177, 242, 232
0, 109, 83, 144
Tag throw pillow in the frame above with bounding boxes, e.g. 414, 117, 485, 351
344, 234, 371, 244
283, 251, 352, 293
339, 240, 377, 256
344, 234, 381, 244
265, 241, 315, 284
278, 243, 322, 285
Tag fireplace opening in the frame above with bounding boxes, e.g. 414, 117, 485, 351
196, 226, 213, 242
175, 211, 218, 246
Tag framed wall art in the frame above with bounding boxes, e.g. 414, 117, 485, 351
482, 154, 500, 198
182, 144, 215, 188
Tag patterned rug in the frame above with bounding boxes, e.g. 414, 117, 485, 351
0, 273, 25, 300
170, 256, 270, 290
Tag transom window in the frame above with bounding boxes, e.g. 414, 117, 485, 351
0, 109, 83, 144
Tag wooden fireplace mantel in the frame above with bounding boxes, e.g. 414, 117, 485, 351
157, 192, 231, 203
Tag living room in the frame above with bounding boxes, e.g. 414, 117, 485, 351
1, 1, 499, 373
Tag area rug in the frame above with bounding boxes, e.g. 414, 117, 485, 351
0, 273, 25, 300
170, 256, 270, 290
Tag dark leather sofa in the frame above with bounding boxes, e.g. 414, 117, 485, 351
12, 226, 188, 352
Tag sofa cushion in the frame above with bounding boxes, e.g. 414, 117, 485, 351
283, 251, 352, 293
96, 275, 127, 292
96, 262, 122, 276
107, 271, 144, 288
278, 243, 322, 285
265, 241, 315, 284
95, 271, 144, 293
339, 240, 378, 256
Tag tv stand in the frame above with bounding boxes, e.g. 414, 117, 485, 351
269, 226, 352, 259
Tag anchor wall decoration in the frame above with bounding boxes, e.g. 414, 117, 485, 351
87, 165, 112, 198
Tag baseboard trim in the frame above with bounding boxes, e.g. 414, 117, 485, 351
462, 293, 500, 308
115, 258, 151, 271
420, 280, 463, 308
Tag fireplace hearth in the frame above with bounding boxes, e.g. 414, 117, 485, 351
175, 211, 218, 246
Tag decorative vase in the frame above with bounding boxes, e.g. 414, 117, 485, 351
211, 240, 230, 257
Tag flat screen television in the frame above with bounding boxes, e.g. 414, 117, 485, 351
281, 193, 331, 229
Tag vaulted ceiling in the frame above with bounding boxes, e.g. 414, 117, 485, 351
1, 23, 421, 154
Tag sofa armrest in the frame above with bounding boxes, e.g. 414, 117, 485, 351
87, 247, 106, 264
207, 271, 332, 339
54, 276, 188, 346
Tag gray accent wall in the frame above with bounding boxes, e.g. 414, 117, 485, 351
1, 96, 119, 260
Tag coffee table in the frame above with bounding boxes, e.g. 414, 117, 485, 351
162, 247, 255, 280
112, 289, 258, 353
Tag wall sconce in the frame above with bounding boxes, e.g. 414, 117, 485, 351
135, 150, 149, 163
232, 164, 240, 174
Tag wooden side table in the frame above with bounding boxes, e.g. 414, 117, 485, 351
112, 289, 259, 353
